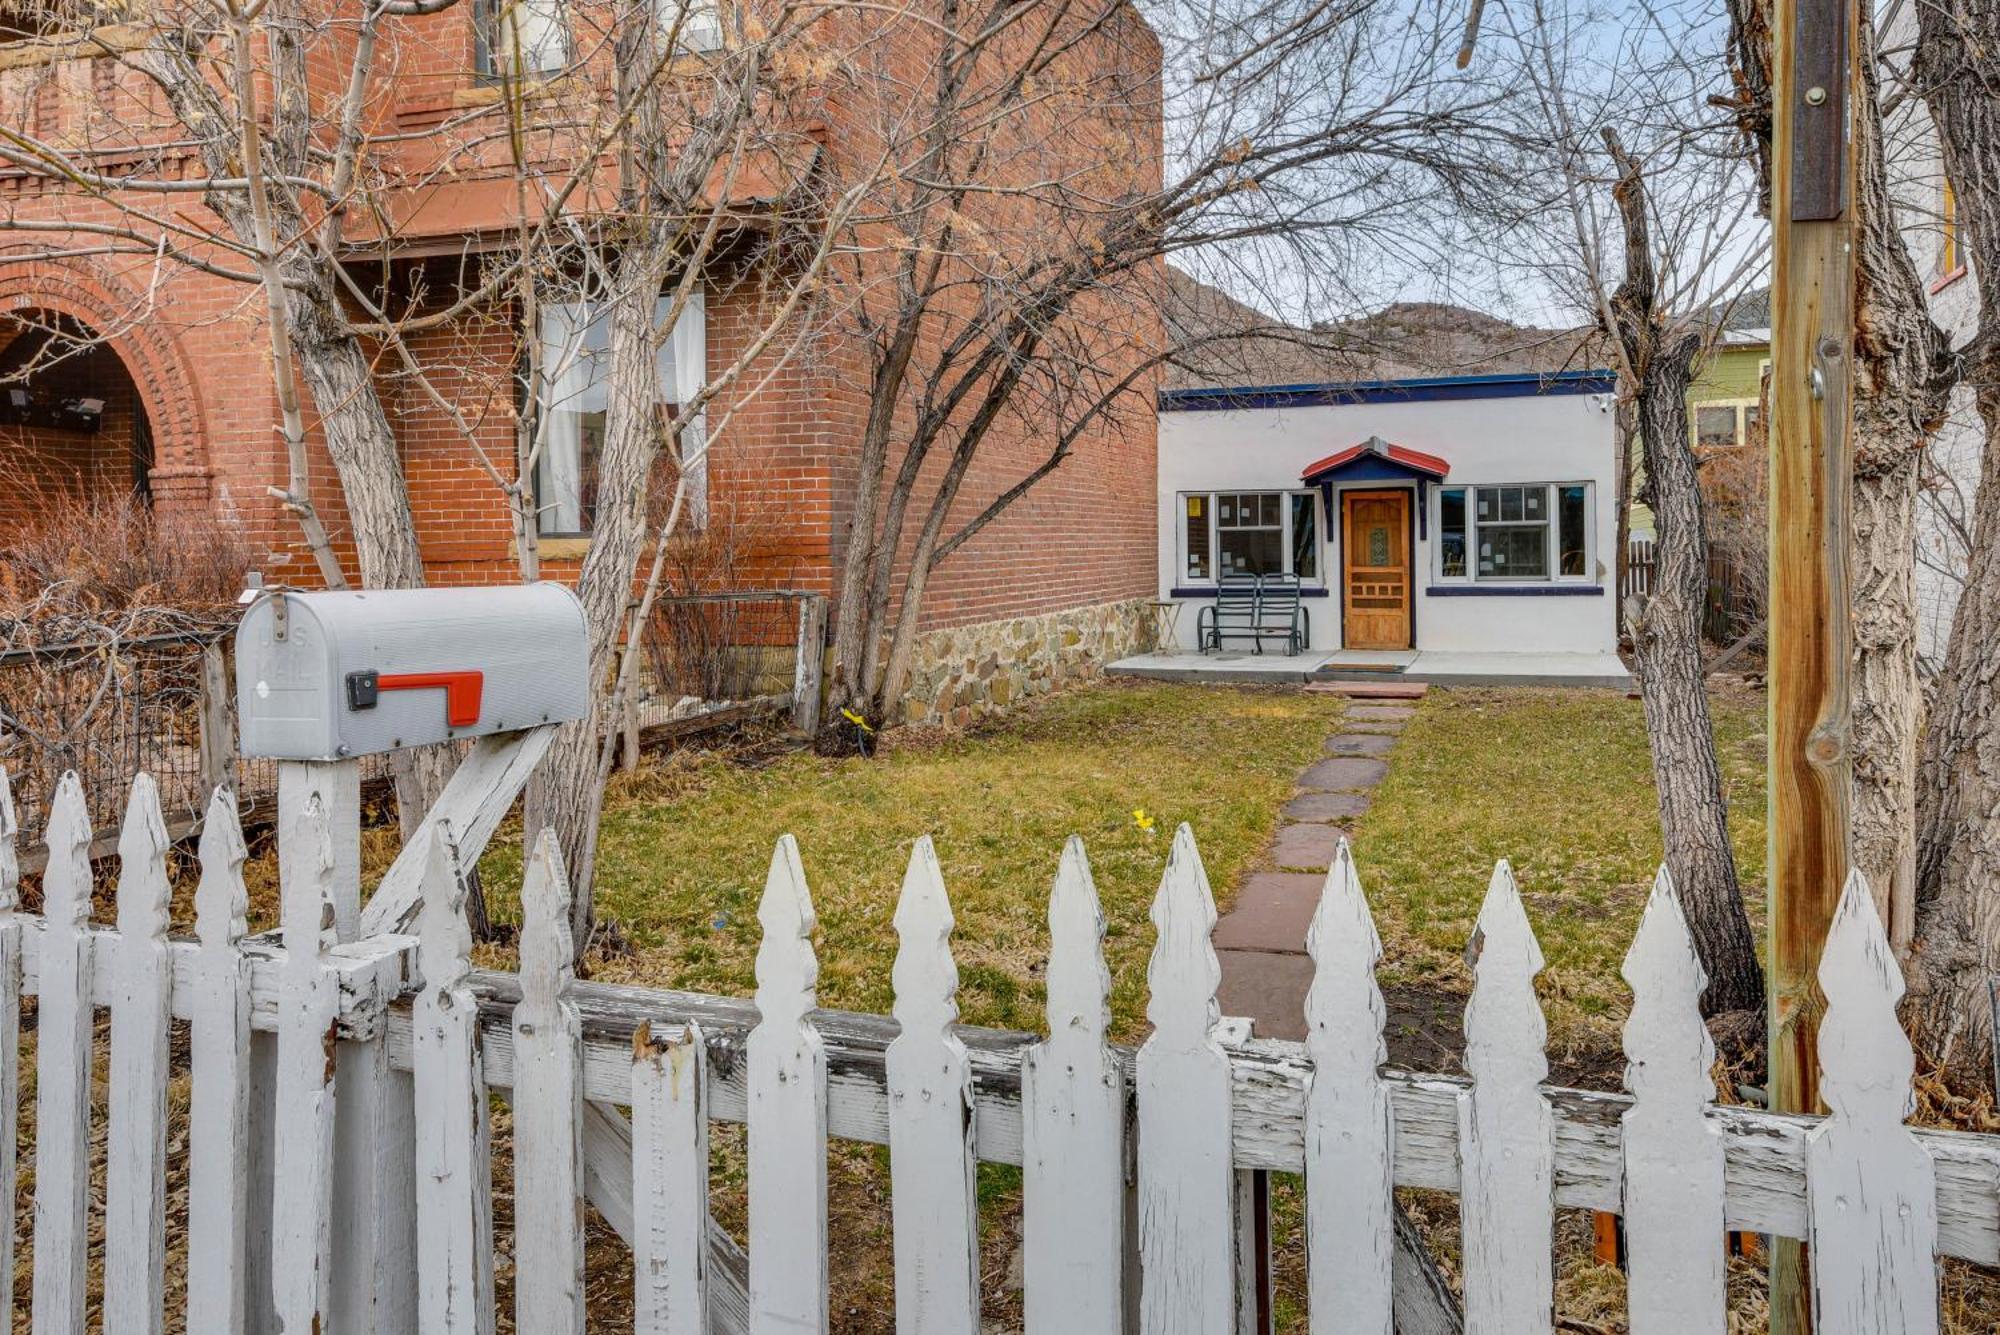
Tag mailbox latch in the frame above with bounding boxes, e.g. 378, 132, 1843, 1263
345, 668, 485, 728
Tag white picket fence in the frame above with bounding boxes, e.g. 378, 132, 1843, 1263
1, 764, 1997, 1334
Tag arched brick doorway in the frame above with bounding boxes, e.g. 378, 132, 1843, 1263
0, 312, 155, 522
0, 261, 210, 523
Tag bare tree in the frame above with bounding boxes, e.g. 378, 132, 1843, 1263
816, 0, 1506, 733
1479, 0, 1767, 1018
1904, 0, 2000, 1087
0, 0, 854, 928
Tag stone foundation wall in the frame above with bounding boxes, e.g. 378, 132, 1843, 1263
900, 598, 1153, 726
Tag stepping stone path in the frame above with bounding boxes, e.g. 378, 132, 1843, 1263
1215, 689, 1421, 1040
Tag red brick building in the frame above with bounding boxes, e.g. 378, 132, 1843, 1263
0, 2, 1162, 718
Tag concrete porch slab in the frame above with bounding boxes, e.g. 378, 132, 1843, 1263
1107, 650, 1333, 683
1326, 649, 1633, 690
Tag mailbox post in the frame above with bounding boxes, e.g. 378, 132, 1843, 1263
237, 584, 591, 1334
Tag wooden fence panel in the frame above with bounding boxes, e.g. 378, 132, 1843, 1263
1303, 840, 1393, 1335
633, 1021, 711, 1335
886, 837, 980, 1335
1620, 868, 1724, 1334
31, 773, 94, 1335
189, 787, 253, 1334
412, 824, 497, 1335
512, 830, 586, 1335
1457, 861, 1553, 1335
1806, 871, 1939, 1335
0, 772, 20, 1335
1021, 837, 1124, 1335
272, 792, 341, 1334
747, 835, 829, 1335
105, 776, 174, 1335
1137, 825, 1235, 1335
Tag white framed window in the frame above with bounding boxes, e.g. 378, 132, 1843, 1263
1691, 398, 1760, 451
1180, 490, 1321, 584
478, 0, 570, 77
533, 286, 706, 537
1433, 482, 1593, 583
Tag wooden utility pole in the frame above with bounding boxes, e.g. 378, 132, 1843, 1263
1767, 0, 1860, 1327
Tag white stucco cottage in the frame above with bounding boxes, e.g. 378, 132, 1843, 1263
1126, 369, 1630, 686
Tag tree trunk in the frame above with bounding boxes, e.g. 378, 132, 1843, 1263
1911, 384, 2000, 1082
1907, 0, 2000, 1092
1627, 346, 1767, 1017
1602, 130, 1764, 1019
1846, 13, 1955, 956
525, 241, 677, 949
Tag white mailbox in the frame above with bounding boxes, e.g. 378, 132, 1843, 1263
236, 583, 590, 760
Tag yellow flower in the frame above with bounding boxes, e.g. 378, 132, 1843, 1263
1133, 808, 1156, 834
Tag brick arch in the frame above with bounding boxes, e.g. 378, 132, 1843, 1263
0, 258, 212, 505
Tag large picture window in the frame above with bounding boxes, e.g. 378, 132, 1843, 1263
533, 288, 705, 537
1434, 482, 1593, 583
1181, 490, 1320, 583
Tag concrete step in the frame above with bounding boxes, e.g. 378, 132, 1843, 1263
1305, 679, 1430, 699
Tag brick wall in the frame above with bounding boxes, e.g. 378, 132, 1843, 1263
0, 0, 1162, 661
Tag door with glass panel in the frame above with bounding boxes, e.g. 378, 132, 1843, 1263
1341, 490, 1412, 650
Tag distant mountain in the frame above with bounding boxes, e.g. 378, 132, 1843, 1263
1163, 267, 1602, 391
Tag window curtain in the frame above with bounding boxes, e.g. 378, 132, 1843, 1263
670, 284, 708, 523
538, 300, 597, 535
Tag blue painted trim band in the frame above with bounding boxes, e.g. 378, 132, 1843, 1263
1161, 369, 1617, 412
1424, 584, 1604, 597
1170, 586, 1331, 599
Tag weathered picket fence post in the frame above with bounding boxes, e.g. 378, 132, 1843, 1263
747, 835, 829, 1335
32, 772, 94, 1335
1620, 867, 1725, 1334
106, 775, 174, 1335
886, 837, 980, 1335
272, 792, 343, 1332
0, 771, 20, 1335
512, 829, 586, 1334
1457, 860, 1553, 1334
1807, 870, 1939, 1334
1138, 824, 1235, 1335
633, 1020, 710, 1334
413, 823, 496, 1334
1021, 837, 1124, 1334
1303, 840, 1393, 1335
189, 787, 254, 1334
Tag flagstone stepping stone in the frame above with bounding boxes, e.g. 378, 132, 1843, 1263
1216, 950, 1313, 1041
1326, 733, 1397, 756
1213, 872, 1323, 952
1298, 757, 1389, 791
1282, 790, 1372, 822
1269, 821, 1345, 870
1347, 705, 1416, 721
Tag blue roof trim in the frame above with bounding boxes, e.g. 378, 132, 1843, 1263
1160, 369, 1617, 412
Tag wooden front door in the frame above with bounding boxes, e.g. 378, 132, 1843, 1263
1342, 490, 1412, 650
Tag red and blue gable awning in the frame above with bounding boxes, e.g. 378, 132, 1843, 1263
1300, 435, 1450, 485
